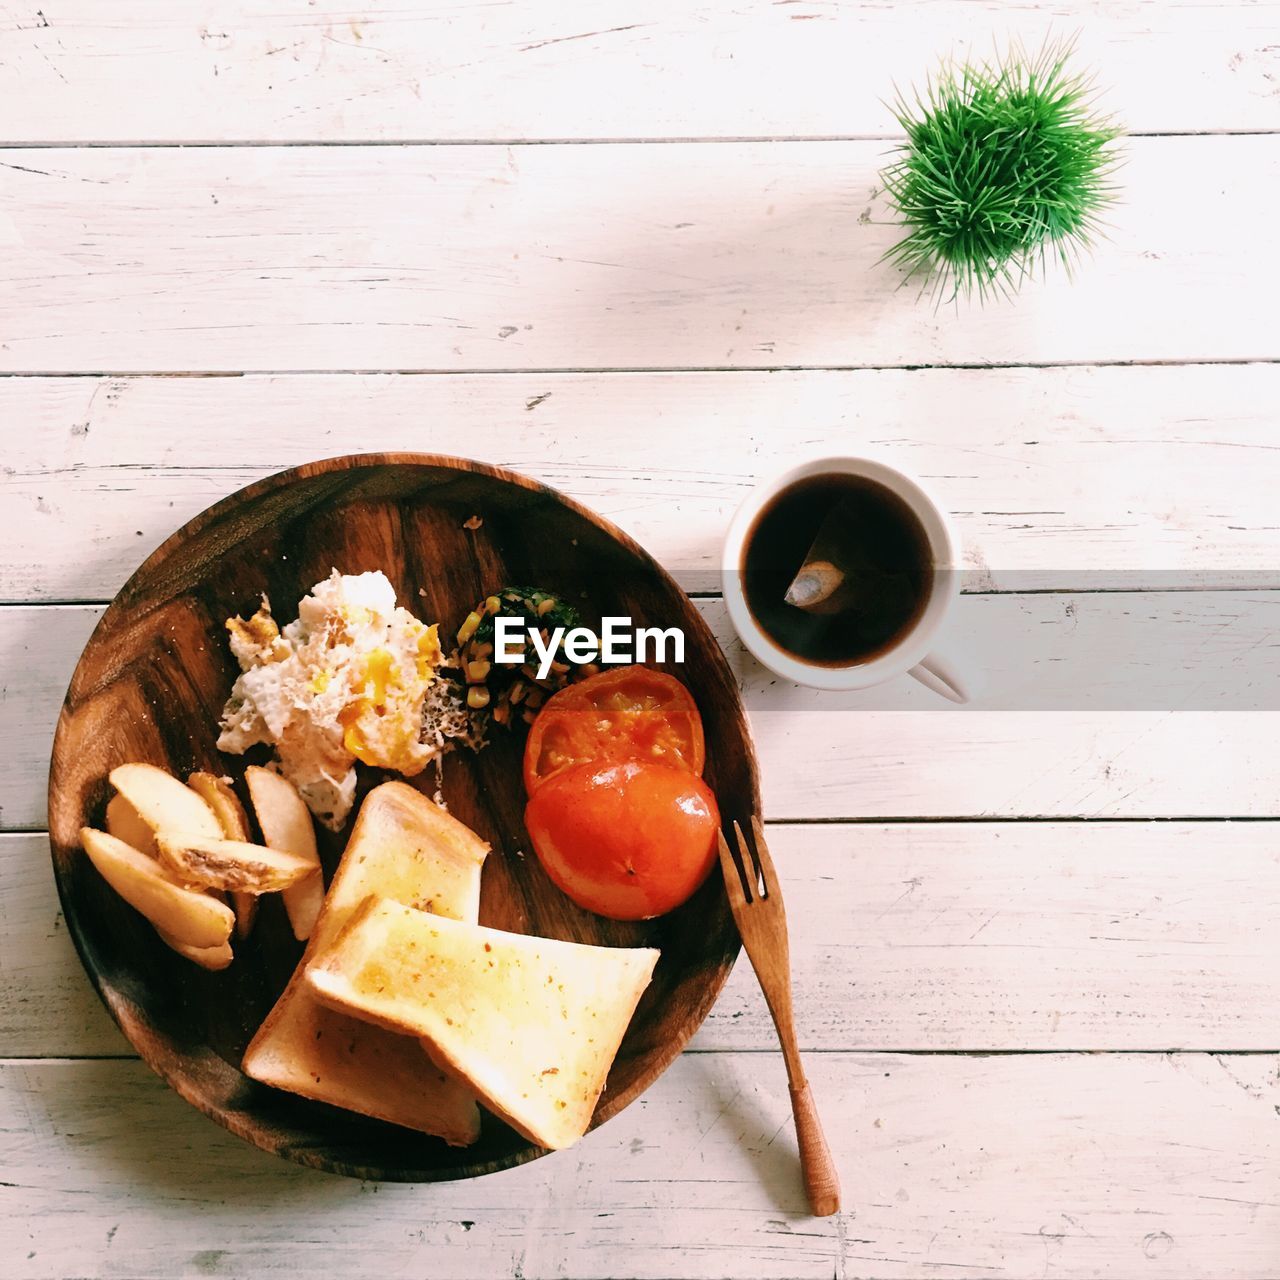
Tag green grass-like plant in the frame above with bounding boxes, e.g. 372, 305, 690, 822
880, 42, 1121, 302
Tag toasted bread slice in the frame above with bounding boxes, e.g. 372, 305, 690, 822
241, 782, 489, 1145
306, 898, 658, 1151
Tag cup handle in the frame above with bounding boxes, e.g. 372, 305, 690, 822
909, 650, 970, 704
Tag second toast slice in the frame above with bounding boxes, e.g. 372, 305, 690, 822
242, 782, 488, 1145
306, 897, 658, 1150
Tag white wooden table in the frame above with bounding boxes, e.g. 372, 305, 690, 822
3, 4, 1279, 1277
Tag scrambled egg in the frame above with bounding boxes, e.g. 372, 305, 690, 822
217, 570, 443, 830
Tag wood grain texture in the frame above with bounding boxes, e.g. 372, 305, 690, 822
45, 454, 759, 1179
9, 821, 1280, 1059
2, 0, 1276, 1265
3, 1053, 1277, 1279
2, 1, 1278, 142
2, 138, 1278, 372
12, 594, 1280, 831
5, 366, 1280, 603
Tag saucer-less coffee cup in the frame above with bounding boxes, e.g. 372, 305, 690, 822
721, 456, 969, 701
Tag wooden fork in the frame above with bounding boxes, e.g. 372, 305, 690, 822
718, 817, 841, 1217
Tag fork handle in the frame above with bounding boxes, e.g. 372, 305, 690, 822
789, 1079, 841, 1217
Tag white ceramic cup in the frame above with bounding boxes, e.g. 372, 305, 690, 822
721, 456, 969, 701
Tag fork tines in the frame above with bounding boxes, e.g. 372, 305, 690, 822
719, 817, 774, 904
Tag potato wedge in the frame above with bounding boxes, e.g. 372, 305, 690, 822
154, 926, 234, 971
105, 794, 157, 857
80, 828, 234, 949
246, 766, 323, 941
230, 894, 257, 936
109, 763, 222, 841
186, 772, 251, 840
155, 832, 319, 894
187, 772, 258, 938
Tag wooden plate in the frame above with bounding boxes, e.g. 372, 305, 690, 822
47, 453, 758, 1181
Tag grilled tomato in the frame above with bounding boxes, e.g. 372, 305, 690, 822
523, 665, 705, 795
524, 760, 720, 920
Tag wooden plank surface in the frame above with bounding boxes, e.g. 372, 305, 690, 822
0, 834, 128, 1056
4, 1, 1277, 1272
3, 1, 1278, 142
2, 137, 1278, 372
8, 598, 1278, 830
5, 365, 1280, 603
2, 1053, 1276, 1279
8, 821, 1279, 1059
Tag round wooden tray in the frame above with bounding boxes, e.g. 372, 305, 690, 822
47, 453, 759, 1181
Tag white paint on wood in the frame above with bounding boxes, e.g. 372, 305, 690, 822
1, 1053, 1276, 1278
0, 835, 128, 1057
8, 600, 1280, 829
1, 3, 1276, 1268
4, 366, 1280, 602
2, 138, 1277, 371
0, 604, 99, 830
704, 822, 1280, 1052
2, 1, 1278, 142
9, 822, 1279, 1059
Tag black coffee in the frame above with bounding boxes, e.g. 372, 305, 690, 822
741, 473, 933, 667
